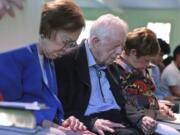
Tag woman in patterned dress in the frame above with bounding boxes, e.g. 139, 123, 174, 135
113, 27, 179, 135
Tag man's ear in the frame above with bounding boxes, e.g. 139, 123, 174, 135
91, 36, 100, 48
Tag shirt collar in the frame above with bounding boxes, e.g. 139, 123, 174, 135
85, 40, 106, 70
117, 57, 134, 73
85, 40, 96, 68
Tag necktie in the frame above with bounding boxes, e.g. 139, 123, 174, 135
94, 65, 105, 102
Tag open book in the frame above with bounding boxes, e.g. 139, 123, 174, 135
155, 122, 180, 135
0, 101, 48, 110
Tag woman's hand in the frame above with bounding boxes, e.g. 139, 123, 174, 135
62, 116, 87, 131
58, 126, 96, 135
42, 119, 96, 135
141, 116, 157, 135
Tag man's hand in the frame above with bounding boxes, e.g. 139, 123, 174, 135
141, 116, 157, 135
0, 0, 23, 19
62, 116, 87, 131
92, 119, 125, 135
42, 119, 96, 135
58, 126, 96, 135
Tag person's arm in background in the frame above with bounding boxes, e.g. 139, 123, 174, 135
161, 65, 180, 101
164, 85, 180, 101
0, 0, 23, 19
163, 85, 180, 101
164, 71, 180, 100
169, 85, 180, 97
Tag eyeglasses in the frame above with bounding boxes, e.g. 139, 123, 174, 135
62, 39, 77, 49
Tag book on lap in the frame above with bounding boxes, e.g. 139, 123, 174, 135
0, 101, 48, 129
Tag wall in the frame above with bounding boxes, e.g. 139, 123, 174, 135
82, 8, 180, 50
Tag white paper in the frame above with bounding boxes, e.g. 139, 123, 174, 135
155, 123, 180, 135
0, 101, 48, 110
0, 0, 43, 53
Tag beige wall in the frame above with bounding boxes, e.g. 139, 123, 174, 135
82, 8, 180, 51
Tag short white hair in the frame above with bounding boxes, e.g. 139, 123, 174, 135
89, 14, 128, 40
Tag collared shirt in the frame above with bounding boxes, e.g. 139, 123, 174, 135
118, 58, 134, 73
84, 40, 120, 116
149, 64, 165, 100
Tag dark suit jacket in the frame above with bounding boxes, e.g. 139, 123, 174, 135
54, 40, 125, 129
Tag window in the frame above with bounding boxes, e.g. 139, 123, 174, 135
147, 22, 171, 43
77, 20, 94, 44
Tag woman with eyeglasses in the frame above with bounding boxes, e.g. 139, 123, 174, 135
0, 0, 95, 134
112, 27, 180, 135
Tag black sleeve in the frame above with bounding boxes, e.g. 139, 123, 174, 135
54, 57, 98, 131
125, 103, 145, 129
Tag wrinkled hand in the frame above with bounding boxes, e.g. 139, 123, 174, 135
57, 126, 96, 135
42, 119, 96, 135
93, 119, 125, 135
141, 116, 157, 135
62, 116, 87, 131
0, 0, 23, 19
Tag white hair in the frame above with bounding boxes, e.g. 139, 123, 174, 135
89, 14, 128, 40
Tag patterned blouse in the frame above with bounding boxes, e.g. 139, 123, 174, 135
115, 58, 159, 111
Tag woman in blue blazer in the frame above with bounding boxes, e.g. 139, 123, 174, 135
0, 0, 94, 134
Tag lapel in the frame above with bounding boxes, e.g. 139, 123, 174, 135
30, 44, 50, 90
106, 64, 125, 107
74, 40, 91, 90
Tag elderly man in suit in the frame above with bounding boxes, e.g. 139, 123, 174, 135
55, 14, 141, 135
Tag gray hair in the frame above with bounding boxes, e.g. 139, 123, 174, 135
89, 14, 128, 40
